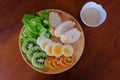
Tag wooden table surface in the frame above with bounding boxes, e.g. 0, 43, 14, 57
0, 0, 120, 80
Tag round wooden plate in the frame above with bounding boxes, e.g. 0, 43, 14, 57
19, 9, 85, 74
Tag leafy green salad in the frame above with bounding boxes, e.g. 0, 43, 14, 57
20, 10, 52, 69
20, 10, 51, 40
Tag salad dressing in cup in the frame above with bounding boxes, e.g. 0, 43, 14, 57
80, 2, 107, 27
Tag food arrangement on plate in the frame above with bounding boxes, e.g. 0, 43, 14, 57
19, 9, 84, 74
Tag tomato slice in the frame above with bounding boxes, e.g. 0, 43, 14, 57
60, 56, 75, 67
45, 57, 58, 69
60, 56, 68, 67
53, 58, 61, 68
45, 57, 55, 68
45, 57, 51, 67
63, 56, 75, 65
48, 60, 56, 69
45, 56, 75, 69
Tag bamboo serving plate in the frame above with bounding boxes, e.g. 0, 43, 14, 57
19, 9, 85, 74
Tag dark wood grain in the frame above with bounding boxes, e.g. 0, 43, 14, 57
0, 0, 120, 80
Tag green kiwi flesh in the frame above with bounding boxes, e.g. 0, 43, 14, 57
27, 46, 41, 61
31, 52, 47, 69
22, 38, 36, 54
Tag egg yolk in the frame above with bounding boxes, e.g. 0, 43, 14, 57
63, 48, 70, 55
43, 42, 48, 49
53, 45, 62, 54
48, 46, 53, 55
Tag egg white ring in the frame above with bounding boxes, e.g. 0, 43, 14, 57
40, 39, 52, 51
62, 44, 74, 57
52, 43, 63, 57
45, 42, 56, 56
37, 34, 48, 46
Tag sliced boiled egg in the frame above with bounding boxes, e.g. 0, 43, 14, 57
45, 42, 56, 56
62, 44, 74, 57
37, 34, 47, 46
52, 43, 63, 57
40, 39, 52, 51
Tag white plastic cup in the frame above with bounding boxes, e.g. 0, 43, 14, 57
80, 2, 107, 27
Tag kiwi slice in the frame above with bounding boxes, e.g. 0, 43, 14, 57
27, 46, 41, 61
31, 52, 47, 69
22, 38, 36, 54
